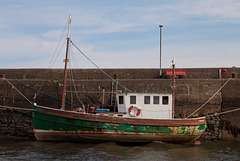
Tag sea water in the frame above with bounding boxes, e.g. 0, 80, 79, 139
0, 139, 239, 161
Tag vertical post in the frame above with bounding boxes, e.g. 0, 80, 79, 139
102, 87, 105, 109
219, 69, 222, 79
61, 15, 71, 110
172, 56, 175, 118
159, 24, 163, 78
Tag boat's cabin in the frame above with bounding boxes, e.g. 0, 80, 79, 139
116, 93, 173, 119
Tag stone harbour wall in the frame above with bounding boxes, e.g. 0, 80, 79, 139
0, 68, 240, 141
0, 108, 34, 139
0, 67, 239, 80
199, 115, 221, 142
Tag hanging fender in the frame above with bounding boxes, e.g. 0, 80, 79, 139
128, 106, 141, 117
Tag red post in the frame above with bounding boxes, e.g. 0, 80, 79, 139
172, 57, 175, 118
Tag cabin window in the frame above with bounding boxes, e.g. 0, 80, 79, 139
130, 96, 136, 104
144, 96, 150, 104
119, 96, 124, 104
153, 96, 159, 104
162, 96, 169, 105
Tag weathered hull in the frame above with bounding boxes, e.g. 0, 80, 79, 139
32, 105, 207, 144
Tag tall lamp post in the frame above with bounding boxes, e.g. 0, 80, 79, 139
159, 24, 163, 78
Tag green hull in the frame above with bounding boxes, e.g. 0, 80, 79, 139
32, 105, 207, 143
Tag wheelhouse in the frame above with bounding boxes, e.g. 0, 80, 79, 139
116, 93, 173, 119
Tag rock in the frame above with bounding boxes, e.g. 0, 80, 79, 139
210, 120, 215, 124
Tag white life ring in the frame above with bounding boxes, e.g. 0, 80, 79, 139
129, 106, 141, 117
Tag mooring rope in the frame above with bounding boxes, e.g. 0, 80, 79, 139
8, 79, 82, 108
187, 78, 232, 118
0, 105, 36, 111
14, 79, 61, 101
3, 78, 32, 104
207, 107, 240, 117
70, 40, 131, 92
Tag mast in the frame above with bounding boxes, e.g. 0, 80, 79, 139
61, 15, 71, 110
172, 56, 175, 118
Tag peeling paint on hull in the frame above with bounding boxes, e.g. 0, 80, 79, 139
32, 105, 207, 144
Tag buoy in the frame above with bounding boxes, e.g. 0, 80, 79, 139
222, 68, 228, 73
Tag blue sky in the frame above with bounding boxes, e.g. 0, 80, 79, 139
0, 0, 240, 68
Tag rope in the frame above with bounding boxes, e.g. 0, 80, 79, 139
187, 78, 232, 118
33, 84, 43, 101
70, 40, 131, 92
0, 105, 36, 111
49, 40, 67, 68
31, 21, 68, 101
208, 107, 240, 117
68, 51, 86, 112
48, 20, 68, 68
13, 79, 81, 108
3, 78, 32, 104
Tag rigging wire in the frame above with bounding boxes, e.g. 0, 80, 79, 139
69, 69, 86, 111
0, 105, 36, 111
48, 20, 68, 68
31, 20, 68, 102
30, 38, 66, 102
70, 46, 79, 69
3, 78, 32, 104
49, 40, 67, 68
68, 45, 86, 112
33, 84, 43, 101
12, 79, 81, 108
70, 40, 131, 92
68, 51, 73, 110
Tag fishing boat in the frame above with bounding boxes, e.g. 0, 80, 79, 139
32, 16, 207, 144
